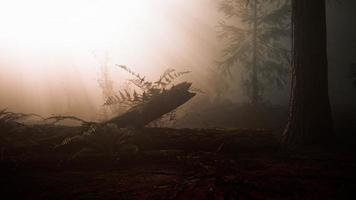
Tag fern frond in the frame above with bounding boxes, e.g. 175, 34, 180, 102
116, 64, 145, 83
124, 89, 131, 100
56, 124, 135, 161
104, 65, 194, 107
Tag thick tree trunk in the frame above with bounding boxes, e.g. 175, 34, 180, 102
283, 0, 333, 146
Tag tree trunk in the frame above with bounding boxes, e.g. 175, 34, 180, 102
283, 0, 333, 146
251, 0, 259, 104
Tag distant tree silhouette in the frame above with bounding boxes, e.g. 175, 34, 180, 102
283, 0, 333, 146
218, 0, 291, 104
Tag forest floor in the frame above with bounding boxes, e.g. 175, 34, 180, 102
1, 127, 356, 200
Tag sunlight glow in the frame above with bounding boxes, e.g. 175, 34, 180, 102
0, 0, 162, 55
0, 0, 219, 119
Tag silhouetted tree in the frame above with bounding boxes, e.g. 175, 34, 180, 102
218, 0, 291, 103
283, 0, 333, 146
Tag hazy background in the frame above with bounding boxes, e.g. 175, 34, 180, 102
0, 0, 221, 121
0, 0, 355, 123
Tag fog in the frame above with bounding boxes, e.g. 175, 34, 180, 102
0, 0, 221, 120
0, 0, 355, 122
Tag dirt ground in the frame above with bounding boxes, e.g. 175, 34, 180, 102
1, 128, 356, 200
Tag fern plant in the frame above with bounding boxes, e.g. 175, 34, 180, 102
56, 124, 137, 162
0, 109, 44, 132
0, 109, 46, 149
103, 65, 192, 107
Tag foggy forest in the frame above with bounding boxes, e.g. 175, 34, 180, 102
1, 0, 356, 199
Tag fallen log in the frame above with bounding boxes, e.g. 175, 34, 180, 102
105, 82, 196, 128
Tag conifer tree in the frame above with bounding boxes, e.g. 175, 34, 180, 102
218, 0, 291, 103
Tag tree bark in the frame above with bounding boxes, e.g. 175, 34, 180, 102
283, 0, 333, 146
